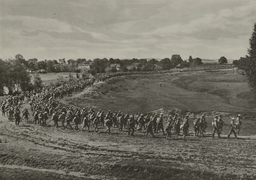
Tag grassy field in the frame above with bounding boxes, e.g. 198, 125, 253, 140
30, 72, 77, 85
64, 71, 256, 115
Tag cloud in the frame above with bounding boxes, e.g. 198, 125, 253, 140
1, 15, 73, 33
0, 0, 255, 60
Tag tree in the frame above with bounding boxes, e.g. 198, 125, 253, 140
46, 60, 55, 72
15, 54, 28, 68
170, 54, 183, 68
233, 56, 249, 69
159, 58, 172, 70
36, 61, 46, 70
243, 23, 256, 94
27, 58, 38, 71
119, 64, 128, 72
180, 61, 190, 68
189, 56, 193, 63
77, 58, 86, 65
189, 57, 203, 66
218, 56, 228, 64
148, 59, 158, 64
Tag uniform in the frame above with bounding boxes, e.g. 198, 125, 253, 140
146, 120, 155, 137
212, 116, 220, 138
127, 116, 135, 136
228, 118, 237, 139
52, 113, 59, 127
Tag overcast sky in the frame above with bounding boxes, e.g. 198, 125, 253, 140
0, 0, 255, 60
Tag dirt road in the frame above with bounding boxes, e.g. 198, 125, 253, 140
1, 113, 256, 180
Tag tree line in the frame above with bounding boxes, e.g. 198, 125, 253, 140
89, 54, 204, 75
20, 57, 87, 73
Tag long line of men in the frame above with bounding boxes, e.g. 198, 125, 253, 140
0, 72, 242, 139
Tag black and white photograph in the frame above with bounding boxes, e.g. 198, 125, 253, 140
0, 0, 256, 179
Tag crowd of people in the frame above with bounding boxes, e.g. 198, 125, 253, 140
0, 72, 242, 139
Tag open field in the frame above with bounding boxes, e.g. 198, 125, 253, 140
30, 72, 77, 85
1, 70, 256, 180
65, 71, 256, 115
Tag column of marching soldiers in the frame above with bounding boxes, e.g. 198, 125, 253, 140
0, 72, 242, 139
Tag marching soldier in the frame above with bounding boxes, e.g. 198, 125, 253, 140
22, 108, 30, 122
14, 110, 21, 125
52, 112, 59, 127
182, 115, 189, 138
146, 118, 155, 138
228, 118, 238, 139
212, 115, 220, 138
58, 112, 66, 127
1, 102, 6, 116
127, 115, 135, 136
218, 115, 224, 134
235, 114, 242, 135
